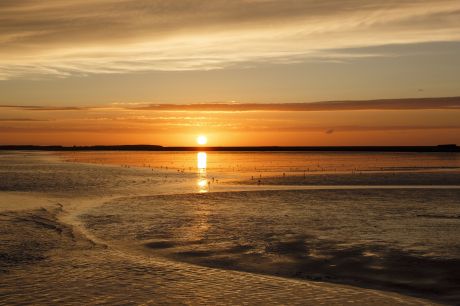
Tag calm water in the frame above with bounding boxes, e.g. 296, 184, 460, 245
61, 151, 460, 175
60, 151, 460, 192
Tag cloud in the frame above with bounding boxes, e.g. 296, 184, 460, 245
260, 125, 460, 133
0, 118, 48, 122
1, 0, 460, 79
130, 97, 460, 112
0, 105, 87, 111
1, 96, 460, 112
2, 123, 460, 134
1, 96, 460, 137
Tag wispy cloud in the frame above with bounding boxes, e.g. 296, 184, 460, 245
0, 105, 88, 111
2, 122, 459, 134
2, 96, 460, 112
130, 97, 460, 112
2, 95, 460, 145
1, 0, 460, 79
0, 118, 48, 122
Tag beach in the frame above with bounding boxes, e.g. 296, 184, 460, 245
1, 151, 459, 305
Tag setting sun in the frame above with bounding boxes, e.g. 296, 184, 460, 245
196, 135, 208, 145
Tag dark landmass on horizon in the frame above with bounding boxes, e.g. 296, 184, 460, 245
0, 144, 458, 152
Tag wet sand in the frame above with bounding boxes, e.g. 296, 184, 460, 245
1, 151, 457, 305
234, 171, 460, 186
82, 189, 460, 304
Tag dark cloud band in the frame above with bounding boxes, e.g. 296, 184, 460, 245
130, 97, 460, 112
1, 96, 459, 112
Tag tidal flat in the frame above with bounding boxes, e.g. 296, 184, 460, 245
1, 151, 459, 305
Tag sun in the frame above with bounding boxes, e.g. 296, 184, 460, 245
196, 135, 207, 145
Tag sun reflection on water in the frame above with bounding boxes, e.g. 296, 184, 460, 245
197, 152, 207, 170
197, 152, 208, 193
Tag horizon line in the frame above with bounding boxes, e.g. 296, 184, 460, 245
1, 144, 458, 153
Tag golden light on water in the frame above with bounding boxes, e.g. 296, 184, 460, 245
198, 179, 208, 188
196, 135, 208, 145
197, 152, 208, 192
197, 152, 207, 170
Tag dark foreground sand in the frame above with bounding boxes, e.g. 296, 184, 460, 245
82, 189, 460, 304
1, 204, 439, 305
1, 151, 457, 305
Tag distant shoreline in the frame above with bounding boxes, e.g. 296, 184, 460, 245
0, 144, 459, 152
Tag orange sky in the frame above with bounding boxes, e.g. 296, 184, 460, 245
1, 1, 460, 146
1, 99, 460, 146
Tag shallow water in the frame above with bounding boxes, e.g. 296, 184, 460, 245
1, 151, 459, 304
60, 150, 460, 175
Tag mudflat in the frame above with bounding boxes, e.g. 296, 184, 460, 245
2, 151, 459, 304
